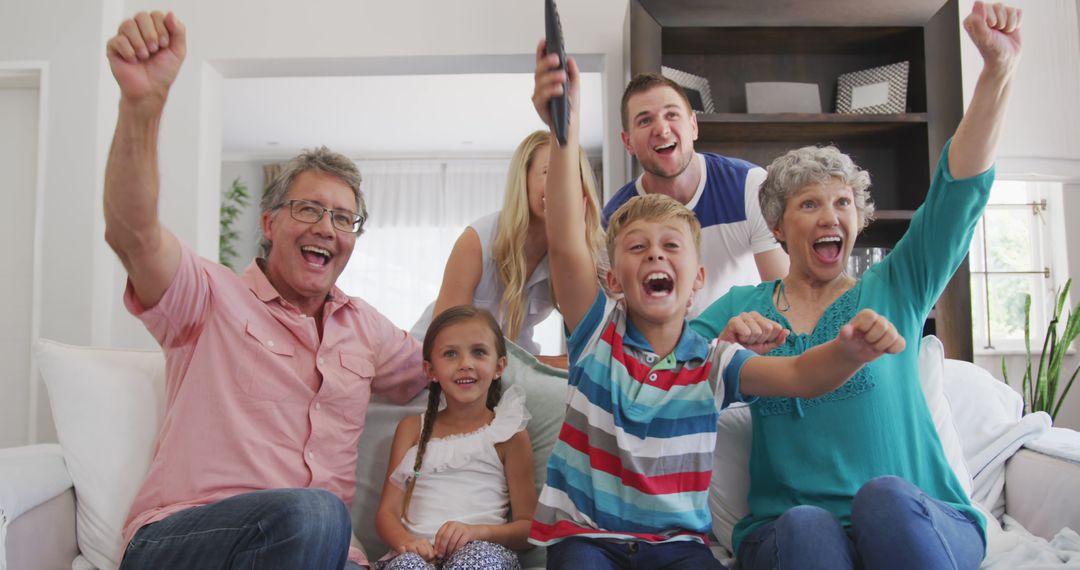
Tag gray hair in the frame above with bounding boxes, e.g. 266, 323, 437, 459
759, 145, 875, 237
259, 146, 367, 257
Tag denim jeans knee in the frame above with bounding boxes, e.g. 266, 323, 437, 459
851, 476, 983, 570
120, 488, 352, 570
737, 506, 853, 570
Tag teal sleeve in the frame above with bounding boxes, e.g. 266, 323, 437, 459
870, 139, 993, 317
691, 287, 741, 338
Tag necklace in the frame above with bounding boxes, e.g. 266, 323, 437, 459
776, 275, 858, 315
775, 280, 792, 313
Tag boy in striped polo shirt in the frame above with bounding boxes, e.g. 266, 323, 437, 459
529, 44, 907, 569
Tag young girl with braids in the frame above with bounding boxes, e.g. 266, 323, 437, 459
375, 306, 536, 570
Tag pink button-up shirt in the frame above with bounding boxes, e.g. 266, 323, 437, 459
121, 244, 425, 566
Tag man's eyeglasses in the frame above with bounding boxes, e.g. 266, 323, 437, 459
275, 199, 365, 233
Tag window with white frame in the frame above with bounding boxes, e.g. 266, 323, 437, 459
969, 180, 1068, 352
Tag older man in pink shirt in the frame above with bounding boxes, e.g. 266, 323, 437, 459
104, 11, 424, 570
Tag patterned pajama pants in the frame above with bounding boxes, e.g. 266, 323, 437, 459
374, 540, 521, 570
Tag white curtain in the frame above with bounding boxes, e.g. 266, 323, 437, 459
334, 159, 558, 355
336, 159, 498, 333
444, 160, 510, 224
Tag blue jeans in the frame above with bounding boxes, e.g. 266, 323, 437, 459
119, 488, 354, 570
546, 537, 726, 570
737, 476, 984, 570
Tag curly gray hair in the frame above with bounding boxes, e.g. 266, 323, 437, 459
259, 146, 366, 258
759, 145, 875, 238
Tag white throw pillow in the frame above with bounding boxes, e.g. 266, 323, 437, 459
941, 357, 1027, 519
35, 340, 166, 570
708, 403, 752, 559
708, 335, 973, 558
917, 335, 975, 496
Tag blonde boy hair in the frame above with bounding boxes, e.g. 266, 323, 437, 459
605, 193, 702, 264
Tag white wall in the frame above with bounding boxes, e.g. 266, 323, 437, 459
0, 0, 127, 443
961, 0, 1080, 429
961, 0, 1080, 180
109, 0, 631, 351
0, 81, 39, 447
0, 0, 630, 443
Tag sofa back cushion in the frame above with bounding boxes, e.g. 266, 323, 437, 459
35, 340, 166, 570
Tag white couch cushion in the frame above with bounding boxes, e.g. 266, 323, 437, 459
918, 335, 975, 496
35, 340, 166, 570
0, 444, 73, 570
942, 357, 1043, 521
708, 403, 752, 559
708, 335, 973, 557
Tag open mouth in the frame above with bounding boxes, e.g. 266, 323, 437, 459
301, 245, 333, 267
642, 271, 675, 297
812, 236, 843, 264
653, 142, 676, 156
454, 377, 477, 386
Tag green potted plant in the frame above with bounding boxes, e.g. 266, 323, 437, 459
1003, 278, 1080, 420
219, 176, 251, 270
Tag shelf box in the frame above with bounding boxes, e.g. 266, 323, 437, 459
662, 27, 927, 115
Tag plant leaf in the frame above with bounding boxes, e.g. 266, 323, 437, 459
220, 176, 252, 272
1051, 364, 1080, 421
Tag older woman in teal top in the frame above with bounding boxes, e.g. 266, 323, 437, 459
690, 3, 1023, 569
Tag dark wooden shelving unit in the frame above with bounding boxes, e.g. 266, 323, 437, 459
693, 113, 928, 140
631, 0, 974, 360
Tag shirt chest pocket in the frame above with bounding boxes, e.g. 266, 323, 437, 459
335, 352, 375, 425
241, 321, 298, 401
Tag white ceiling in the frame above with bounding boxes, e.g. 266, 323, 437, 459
221, 72, 604, 161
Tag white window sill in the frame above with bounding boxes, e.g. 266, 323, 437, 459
974, 346, 1078, 357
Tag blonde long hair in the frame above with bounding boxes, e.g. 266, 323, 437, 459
491, 130, 605, 340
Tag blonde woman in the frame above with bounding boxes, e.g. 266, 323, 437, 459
411, 130, 605, 364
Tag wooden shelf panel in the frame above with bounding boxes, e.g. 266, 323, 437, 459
873, 209, 917, 221
695, 113, 927, 142
638, 0, 949, 28
664, 27, 923, 55
698, 113, 927, 123
857, 217, 910, 247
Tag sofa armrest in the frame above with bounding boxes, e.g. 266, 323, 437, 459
6, 488, 78, 570
1004, 427, 1080, 540
0, 444, 73, 519
0, 444, 77, 569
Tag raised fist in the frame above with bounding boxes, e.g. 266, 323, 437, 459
106, 11, 186, 106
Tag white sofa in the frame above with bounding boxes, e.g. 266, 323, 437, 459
2, 336, 1080, 570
